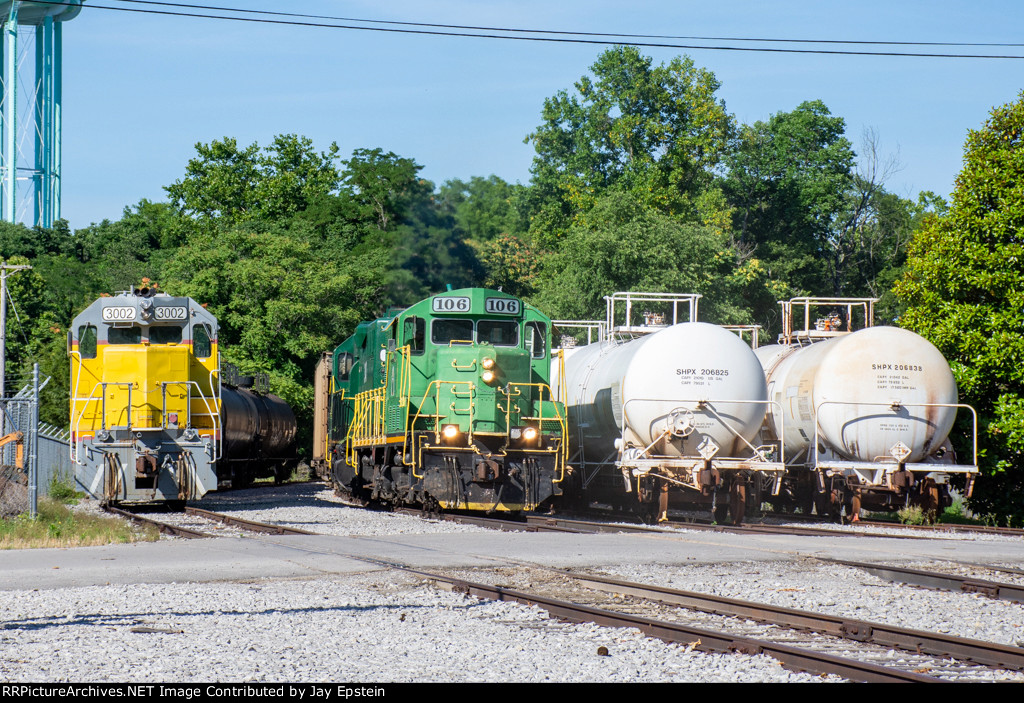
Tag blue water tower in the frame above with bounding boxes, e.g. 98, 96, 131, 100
0, 1, 83, 227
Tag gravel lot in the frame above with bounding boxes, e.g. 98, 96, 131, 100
1, 572, 834, 683
3, 483, 1022, 683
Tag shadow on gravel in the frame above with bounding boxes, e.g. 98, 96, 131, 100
1, 598, 490, 633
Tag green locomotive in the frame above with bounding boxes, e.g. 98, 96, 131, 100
315, 288, 568, 513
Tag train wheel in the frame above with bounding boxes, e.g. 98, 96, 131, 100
920, 479, 942, 523
729, 480, 747, 525
849, 492, 862, 523
637, 501, 658, 525
813, 490, 830, 519
712, 492, 729, 525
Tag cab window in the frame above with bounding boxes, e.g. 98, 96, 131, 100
432, 319, 474, 345
108, 326, 142, 345
192, 324, 212, 358
150, 326, 183, 345
77, 325, 97, 359
526, 321, 547, 359
478, 320, 519, 347
404, 317, 425, 355
337, 353, 354, 381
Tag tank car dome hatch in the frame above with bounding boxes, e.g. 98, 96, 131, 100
0, 1, 84, 24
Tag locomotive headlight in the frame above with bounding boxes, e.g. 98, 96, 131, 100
512, 425, 539, 445
442, 424, 460, 441
481, 370, 496, 384
481, 357, 495, 370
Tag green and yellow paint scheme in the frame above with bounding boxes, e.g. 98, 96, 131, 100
324, 288, 567, 512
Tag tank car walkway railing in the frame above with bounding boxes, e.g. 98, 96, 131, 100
812, 400, 979, 482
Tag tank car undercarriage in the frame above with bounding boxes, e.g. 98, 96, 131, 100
570, 459, 774, 526
333, 432, 563, 514
770, 467, 961, 523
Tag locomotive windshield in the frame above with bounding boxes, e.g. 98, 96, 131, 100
193, 324, 212, 358
478, 320, 518, 346
149, 326, 183, 345
431, 319, 520, 346
526, 321, 547, 358
432, 319, 474, 345
108, 326, 142, 345
403, 317, 425, 354
77, 325, 97, 358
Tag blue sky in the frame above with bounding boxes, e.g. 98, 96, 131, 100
50, 0, 1024, 227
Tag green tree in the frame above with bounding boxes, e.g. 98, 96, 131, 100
532, 191, 746, 324
165, 135, 340, 227
340, 149, 484, 305
724, 100, 854, 297
163, 219, 390, 450
438, 176, 529, 242
473, 233, 544, 298
525, 46, 734, 245
340, 148, 429, 231
895, 91, 1024, 523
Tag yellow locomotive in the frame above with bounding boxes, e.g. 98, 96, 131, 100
69, 287, 296, 504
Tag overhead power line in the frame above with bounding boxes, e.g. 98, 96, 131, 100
114, 0, 1024, 49
33, 1, 1024, 59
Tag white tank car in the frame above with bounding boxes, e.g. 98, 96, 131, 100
563, 322, 769, 461
755, 325, 977, 515
756, 326, 958, 465
557, 322, 783, 525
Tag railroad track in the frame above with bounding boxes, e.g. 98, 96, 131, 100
824, 558, 1024, 604
343, 558, 1024, 682
101, 496, 1024, 681
103, 504, 313, 539
856, 520, 1024, 539
519, 512, 927, 539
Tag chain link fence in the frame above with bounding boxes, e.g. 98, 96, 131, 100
0, 372, 69, 518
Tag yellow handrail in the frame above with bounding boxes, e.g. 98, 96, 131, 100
341, 344, 568, 487
500, 381, 569, 481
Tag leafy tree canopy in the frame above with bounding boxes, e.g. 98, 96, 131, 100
438, 175, 529, 242
895, 90, 1024, 523
531, 190, 746, 324
165, 134, 341, 226
525, 46, 734, 245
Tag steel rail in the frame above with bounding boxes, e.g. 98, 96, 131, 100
103, 505, 211, 539
425, 572, 939, 683
822, 558, 1024, 604
563, 570, 1024, 671
103, 502, 967, 681
524, 513, 927, 539
525, 514, 667, 534
393, 508, 581, 533
184, 506, 316, 535
857, 520, 1024, 538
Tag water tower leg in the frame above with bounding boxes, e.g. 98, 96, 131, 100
3, 9, 16, 223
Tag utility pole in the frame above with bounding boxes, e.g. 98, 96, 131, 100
0, 262, 31, 398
